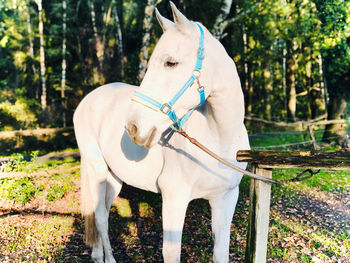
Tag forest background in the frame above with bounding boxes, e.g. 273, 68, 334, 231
0, 0, 349, 145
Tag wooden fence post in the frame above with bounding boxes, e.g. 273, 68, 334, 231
308, 125, 317, 150
244, 165, 272, 263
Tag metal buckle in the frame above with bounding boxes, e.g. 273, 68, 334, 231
197, 48, 205, 59
160, 104, 171, 114
192, 70, 201, 78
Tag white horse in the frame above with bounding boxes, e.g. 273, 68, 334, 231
73, 2, 250, 263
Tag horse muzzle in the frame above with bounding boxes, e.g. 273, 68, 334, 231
125, 121, 158, 148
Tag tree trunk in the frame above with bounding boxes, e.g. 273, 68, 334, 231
307, 51, 326, 119
286, 39, 297, 122
61, 0, 67, 127
36, 0, 47, 110
212, 0, 233, 40
112, 0, 124, 78
263, 66, 272, 121
282, 42, 287, 121
215, 3, 259, 41
322, 95, 347, 144
89, 0, 105, 84
317, 54, 327, 116
242, 24, 252, 116
26, 0, 38, 99
305, 46, 312, 119
138, 0, 161, 80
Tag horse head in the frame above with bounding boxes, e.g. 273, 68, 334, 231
126, 2, 215, 148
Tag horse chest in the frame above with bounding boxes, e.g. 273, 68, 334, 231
159, 133, 242, 199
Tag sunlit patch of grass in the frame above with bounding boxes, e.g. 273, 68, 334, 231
116, 197, 133, 218
0, 176, 44, 205
39, 157, 79, 170
138, 202, 154, 218
121, 221, 140, 248
273, 168, 350, 194
46, 182, 76, 202
0, 155, 80, 205
68, 194, 79, 209
0, 215, 75, 260
31, 215, 75, 259
268, 210, 350, 262
250, 133, 308, 149
1, 148, 348, 261
1, 151, 80, 175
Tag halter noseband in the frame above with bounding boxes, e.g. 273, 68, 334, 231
132, 24, 205, 131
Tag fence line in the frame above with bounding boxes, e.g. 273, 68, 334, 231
251, 135, 343, 150
1, 118, 347, 140
237, 149, 349, 262
252, 140, 315, 150
0, 127, 74, 140
244, 113, 328, 123
245, 116, 348, 128
249, 129, 325, 139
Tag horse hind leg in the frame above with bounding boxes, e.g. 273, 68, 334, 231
81, 155, 122, 263
97, 169, 123, 263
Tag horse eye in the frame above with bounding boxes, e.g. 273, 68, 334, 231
165, 61, 178, 68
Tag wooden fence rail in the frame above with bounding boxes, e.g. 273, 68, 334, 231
244, 116, 348, 128
236, 149, 350, 263
0, 127, 74, 140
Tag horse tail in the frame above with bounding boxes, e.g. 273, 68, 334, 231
80, 158, 98, 247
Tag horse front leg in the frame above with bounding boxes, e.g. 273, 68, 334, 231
161, 188, 191, 263
209, 187, 239, 263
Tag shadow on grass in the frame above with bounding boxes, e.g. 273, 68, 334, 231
54, 181, 348, 262
54, 181, 252, 263
52, 183, 251, 263
50, 185, 165, 263
0, 180, 249, 262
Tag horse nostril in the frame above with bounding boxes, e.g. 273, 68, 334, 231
127, 122, 138, 138
130, 124, 137, 136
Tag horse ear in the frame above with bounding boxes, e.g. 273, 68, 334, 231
155, 8, 174, 32
169, 1, 191, 29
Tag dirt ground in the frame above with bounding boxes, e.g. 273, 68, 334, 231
0, 155, 349, 262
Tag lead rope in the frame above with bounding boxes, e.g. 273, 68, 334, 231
176, 129, 280, 185
177, 129, 321, 185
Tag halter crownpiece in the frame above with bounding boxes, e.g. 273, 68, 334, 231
132, 23, 205, 131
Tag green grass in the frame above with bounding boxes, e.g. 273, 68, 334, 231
266, 166, 350, 262
273, 168, 350, 193
249, 129, 338, 150
0, 215, 76, 261
0, 176, 44, 205
250, 133, 307, 149
46, 183, 76, 202
0, 142, 348, 261
268, 214, 349, 262
0, 152, 80, 205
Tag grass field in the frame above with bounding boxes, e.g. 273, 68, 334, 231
0, 146, 349, 262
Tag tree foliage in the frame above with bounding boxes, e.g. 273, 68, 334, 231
0, 0, 349, 142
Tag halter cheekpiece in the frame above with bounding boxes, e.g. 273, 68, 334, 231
132, 24, 205, 131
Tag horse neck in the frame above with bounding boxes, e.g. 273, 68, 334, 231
204, 41, 245, 150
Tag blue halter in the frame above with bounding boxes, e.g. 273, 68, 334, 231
132, 24, 205, 131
